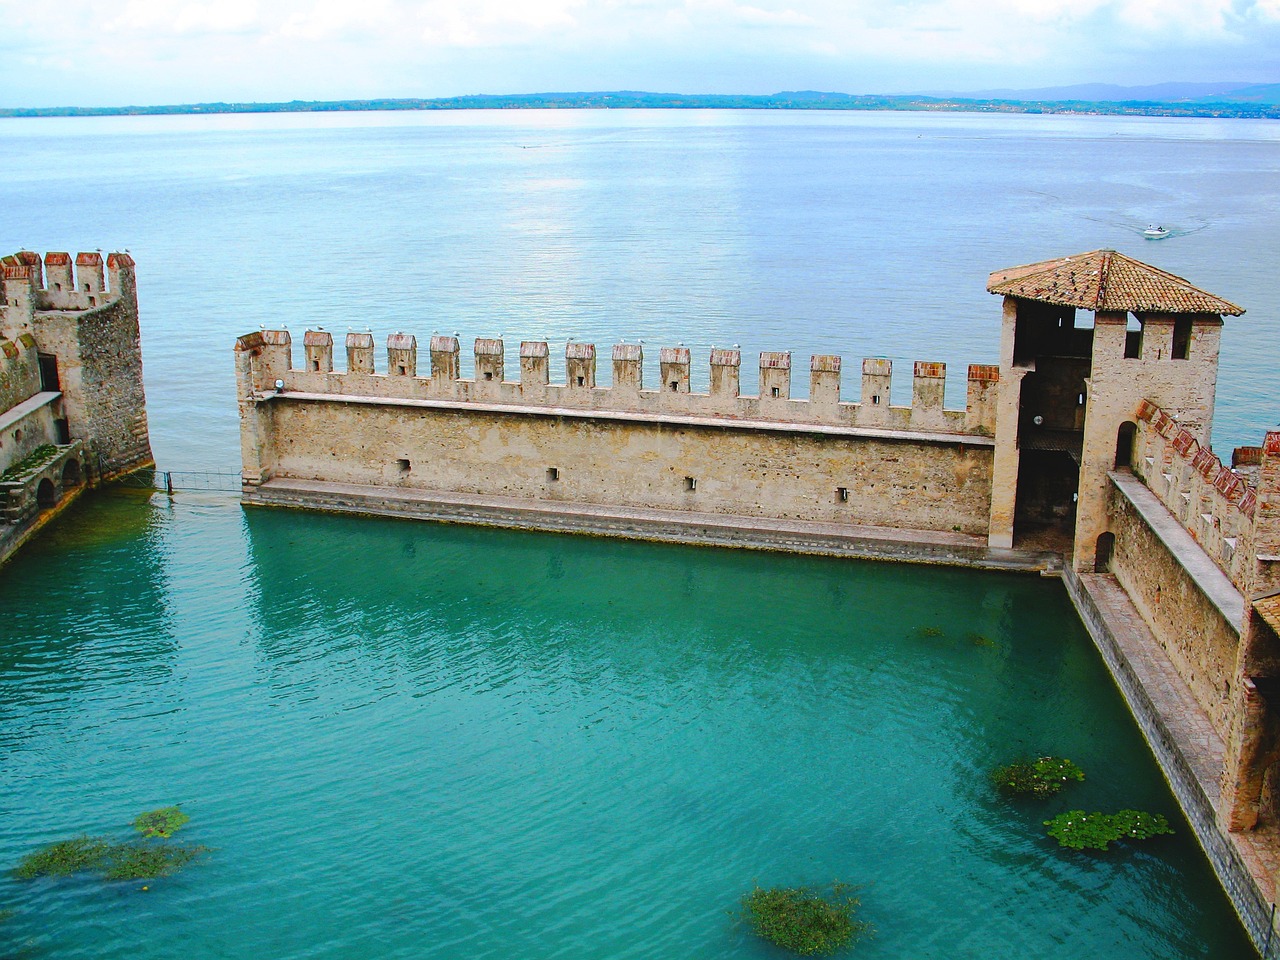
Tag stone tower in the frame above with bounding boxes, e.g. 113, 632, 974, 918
984, 249, 1243, 571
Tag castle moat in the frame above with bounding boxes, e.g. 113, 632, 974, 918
0, 488, 1258, 958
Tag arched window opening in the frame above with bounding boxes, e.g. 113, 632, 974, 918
1115, 421, 1138, 469
1095, 532, 1116, 572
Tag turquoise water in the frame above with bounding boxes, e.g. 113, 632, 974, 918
0, 489, 1257, 957
0, 110, 1277, 461
1, 109, 1275, 956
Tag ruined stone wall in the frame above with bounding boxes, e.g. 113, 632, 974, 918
238, 330, 999, 536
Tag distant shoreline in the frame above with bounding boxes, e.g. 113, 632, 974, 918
2, 91, 1278, 120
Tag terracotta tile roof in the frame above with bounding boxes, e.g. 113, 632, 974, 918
565, 342, 595, 360
987, 250, 1244, 316
76, 252, 102, 266
345, 332, 374, 348
709, 349, 740, 366
474, 338, 503, 356
519, 341, 548, 358
44, 252, 71, 266
811, 354, 841, 373
1257, 593, 1280, 637
659, 347, 690, 364
303, 330, 332, 347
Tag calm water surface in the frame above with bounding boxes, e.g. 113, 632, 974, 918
1, 110, 1276, 956
0, 109, 1277, 460
0, 490, 1259, 958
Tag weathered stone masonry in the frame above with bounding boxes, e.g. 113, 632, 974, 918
0, 250, 153, 565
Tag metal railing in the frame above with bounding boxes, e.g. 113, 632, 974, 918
113, 467, 243, 493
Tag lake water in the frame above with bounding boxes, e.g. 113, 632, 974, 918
1, 109, 1277, 957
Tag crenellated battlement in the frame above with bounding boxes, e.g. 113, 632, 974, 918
237, 328, 1000, 436
1131, 399, 1280, 595
0, 250, 135, 341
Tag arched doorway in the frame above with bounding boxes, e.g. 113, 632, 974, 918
1115, 421, 1137, 469
62, 459, 82, 488
36, 478, 56, 509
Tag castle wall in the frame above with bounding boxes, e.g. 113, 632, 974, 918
0, 333, 41, 421
1106, 479, 1242, 735
262, 399, 995, 533
26, 254, 152, 481
238, 332, 1000, 538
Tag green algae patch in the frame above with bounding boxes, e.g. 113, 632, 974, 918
740, 882, 871, 956
133, 806, 189, 839
13, 807, 209, 884
13, 836, 111, 879
992, 757, 1084, 799
101, 842, 210, 881
1045, 809, 1174, 851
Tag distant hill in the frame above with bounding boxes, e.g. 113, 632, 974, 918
951, 82, 1258, 101
2, 88, 1278, 119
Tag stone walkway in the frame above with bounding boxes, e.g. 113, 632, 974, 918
245, 476, 1061, 572
1069, 568, 1280, 952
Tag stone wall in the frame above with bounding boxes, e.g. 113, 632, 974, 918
24, 254, 152, 481
264, 398, 995, 533
0, 334, 40, 415
1131, 400, 1280, 599
237, 330, 1000, 537
1106, 481, 1243, 734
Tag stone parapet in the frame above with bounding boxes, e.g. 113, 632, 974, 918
1133, 399, 1279, 596
241, 330, 1000, 437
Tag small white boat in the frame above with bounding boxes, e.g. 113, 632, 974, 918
1143, 225, 1170, 239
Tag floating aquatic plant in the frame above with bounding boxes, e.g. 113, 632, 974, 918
13, 836, 111, 879
1045, 809, 1173, 851
133, 806, 189, 839
101, 842, 209, 881
13, 807, 209, 884
740, 882, 871, 956
992, 757, 1084, 798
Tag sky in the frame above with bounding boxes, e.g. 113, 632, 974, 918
1, 0, 1278, 107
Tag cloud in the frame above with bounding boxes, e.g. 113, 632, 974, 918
105, 0, 263, 36
1, 0, 1279, 106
